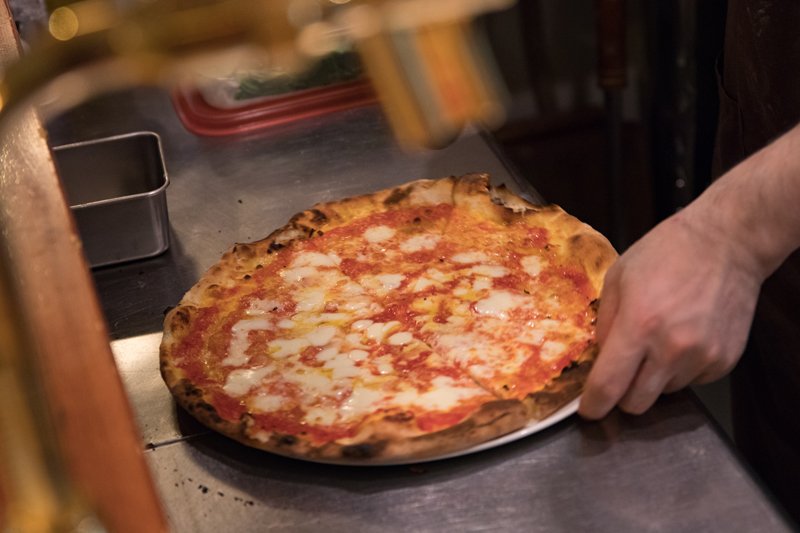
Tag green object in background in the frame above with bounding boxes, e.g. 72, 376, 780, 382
234, 51, 363, 101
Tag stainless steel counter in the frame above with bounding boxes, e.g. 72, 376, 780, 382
48, 89, 792, 532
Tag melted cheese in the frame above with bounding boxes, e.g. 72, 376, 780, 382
317, 346, 340, 361
306, 325, 338, 346
375, 356, 394, 375
411, 276, 436, 292
519, 329, 545, 346
452, 251, 490, 264
394, 376, 484, 410
364, 225, 396, 243
435, 332, 506, 369
473, 290, 524, 320
248, 299, 281, 314
324, 356, 363, 380
223, 367, 271, 396
268, 338, 310, 358
351, 319, 373, 331
280, 266, 317, 283
304, 312, 350, 325
348, 349, 369, 361
400, 234, 440, 253
340, 386, 384, 416
295, 288, 326, 312
291, 251, 340, 268
521, 255, 543, 277
366, 321, 401, 341
470, 265, 509, 278
541, 340, 567, 362
361, 273, 404, 295
304, 407, 338, 426
224, 319, 272, 366
251, 394, 287, 412
473, 278, 492, 292
388, 331, 413, 345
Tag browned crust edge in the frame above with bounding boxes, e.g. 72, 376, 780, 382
160, 173, 615, 463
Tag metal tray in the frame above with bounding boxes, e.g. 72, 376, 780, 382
53, 131, 170, 268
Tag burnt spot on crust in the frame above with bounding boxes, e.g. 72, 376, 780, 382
179, 381, 204, 398
169, 306, 194, 330
384, 187, 411, 205
309, 209, 328, 225
268, 241, 285, 253
305, 226, 317, 237
192, 401, 224, 424
341, 442, 387, 459
385, 411, 415, 423
277, 434, 298, 446
173, 380, 221, 424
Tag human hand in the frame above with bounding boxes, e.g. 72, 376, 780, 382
578, 208, 764, 419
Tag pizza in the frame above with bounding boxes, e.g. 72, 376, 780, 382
160, 173, 616, 463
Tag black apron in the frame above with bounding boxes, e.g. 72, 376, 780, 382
714, 0, 800, 522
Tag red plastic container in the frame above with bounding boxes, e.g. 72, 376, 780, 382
172, 79, 377, 137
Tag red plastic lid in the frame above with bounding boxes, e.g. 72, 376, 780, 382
171, 80, 378, 137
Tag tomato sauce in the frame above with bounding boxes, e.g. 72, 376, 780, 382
415, 403, 481, 432
251, 412, 357, 444
525, 227, 550, 249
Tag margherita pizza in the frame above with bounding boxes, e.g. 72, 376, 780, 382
160, 173, 616, 463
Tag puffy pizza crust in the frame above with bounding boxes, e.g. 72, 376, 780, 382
160, 173, 617, 463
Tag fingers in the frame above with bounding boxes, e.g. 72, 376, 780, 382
580, 264, 646, 419
578, 323, 645, 419
595, 264, 621, 345
618, 357, 670, 414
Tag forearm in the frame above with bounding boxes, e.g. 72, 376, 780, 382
684, 122, 800, 280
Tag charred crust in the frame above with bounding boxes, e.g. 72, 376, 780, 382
277, 434, 298, 446
180, 381, 204, 398
385, 411, 415, 422
171, 306, 194, 327
268, 241, 285, 252
384, 187, 411, 205
341, 442, 386, 459
309, 209, 328, 224
172, 380, 231, 427
194, 401, 223, 423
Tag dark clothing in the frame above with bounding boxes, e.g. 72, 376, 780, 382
713, 0, 800, 523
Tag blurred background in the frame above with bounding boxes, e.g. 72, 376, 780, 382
486, 1, 726, 249
5, 0, 733, 433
